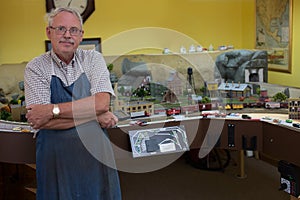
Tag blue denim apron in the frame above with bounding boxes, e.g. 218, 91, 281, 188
36, 58, 121, 200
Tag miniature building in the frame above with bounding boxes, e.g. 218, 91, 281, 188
112, 99, 154, 116
166, 71, 183, 96
218, 82, 252, 98
162, 89, 177, 103
205, 81, 219, 98
260, 89, 268, 98
204, 81, 220, 109
126, 101, 154, 115
111, 83, 154, 117
258, 88, 269, 102
288, 98, 300, 119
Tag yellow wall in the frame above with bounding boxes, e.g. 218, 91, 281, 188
0, 0, 299, 88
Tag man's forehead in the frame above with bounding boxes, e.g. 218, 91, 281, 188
52, 12, 81, 25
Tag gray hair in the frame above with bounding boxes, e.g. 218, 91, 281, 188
45, 7, 83, 27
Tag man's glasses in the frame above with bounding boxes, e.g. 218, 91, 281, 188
49, 26, 82, 36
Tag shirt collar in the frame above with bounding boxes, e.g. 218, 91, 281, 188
50, 49, 76, 68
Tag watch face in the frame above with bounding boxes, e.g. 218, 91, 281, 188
54, 0, 88, 14
53, 108, 59, 114
53, 106, 60, 115
53, 104, 60, 118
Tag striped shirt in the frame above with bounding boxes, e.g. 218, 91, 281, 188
24, 49, 114, 106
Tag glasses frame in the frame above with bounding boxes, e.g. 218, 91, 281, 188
49, 26, 83, 36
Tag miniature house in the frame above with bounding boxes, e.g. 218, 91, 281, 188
218, 82, 252, 98
166, 71, 183, 96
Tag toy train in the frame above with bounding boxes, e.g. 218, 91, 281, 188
154, 101, 288, 117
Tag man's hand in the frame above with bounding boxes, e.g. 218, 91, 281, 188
97, 111, 118, 128
26, 104, 53, 129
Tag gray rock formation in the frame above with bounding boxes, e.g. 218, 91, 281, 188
215, 50, 268, 83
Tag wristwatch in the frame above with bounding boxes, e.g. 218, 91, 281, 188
52, 104, 60, 118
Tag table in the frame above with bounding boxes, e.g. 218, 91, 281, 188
0, 131, 35, 164
5, 116, 294, 165
0, 115, 299, 199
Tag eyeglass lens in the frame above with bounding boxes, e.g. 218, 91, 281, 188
51, 26, 81, 36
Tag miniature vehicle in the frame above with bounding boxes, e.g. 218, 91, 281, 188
181, 105, 199, 114
225, 104, 231, 110
255, 102, 263, 108
265, 102, 280, 109
166, 108, 181, 116
12, 127, 22, 131
273, 119, 281, 123
136, 120, 147, 126
286, 119, 293, 123
201, 110, 220, 118
232, 104, 243, 110
129, 120, 147, 126
262, 116, 272, 120
198, 103, 212, 111
292, 123, 300, 128
280, 102, 288, 108
215, 112, 227, 118
130, 111, 148, 119
241, 114, 251, 119
228, 113, 240, 117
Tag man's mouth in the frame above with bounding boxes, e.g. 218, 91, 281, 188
59, 40, 74, 45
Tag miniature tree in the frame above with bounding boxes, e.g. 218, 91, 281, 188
118, 86, 125, 96
0, 110, 12, 120
201, 96, 211, 103
256, 87, 261, 95
273, 92, 287, 102
107, 63, 114, 71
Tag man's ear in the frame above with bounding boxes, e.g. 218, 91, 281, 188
46, 26, 51, 39
79, 30, 84, 42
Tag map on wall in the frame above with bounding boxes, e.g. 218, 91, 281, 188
255, 0, 292, 73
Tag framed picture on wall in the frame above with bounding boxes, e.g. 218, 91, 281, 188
255, 0, 293, 73
45, 37, 101, 52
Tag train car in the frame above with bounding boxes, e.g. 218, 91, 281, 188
265, 102, 280, 109
181, 104, 199, 114
130, 110, 150, 118
224, 103, 244, 110
232, 103, 244, 109
198, 103, 212, 111
154, 108, 167, 115
166, 107, 181, 116
201, 110, 221, 118
280, 102, 288, 108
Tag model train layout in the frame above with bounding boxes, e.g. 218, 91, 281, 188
129, 125, 189, 158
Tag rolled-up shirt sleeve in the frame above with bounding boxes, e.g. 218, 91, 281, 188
83, 50, 115, 97
24, 57, 52, 106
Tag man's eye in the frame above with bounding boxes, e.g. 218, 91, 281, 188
58, 27, 66, 31
70, 28, 78, 33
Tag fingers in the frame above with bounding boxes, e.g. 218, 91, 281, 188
99, 115, 118, 128
29, 121, 38, 129
111, 114, 118, 124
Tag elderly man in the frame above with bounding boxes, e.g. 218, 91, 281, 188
24, 7, 121, 200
